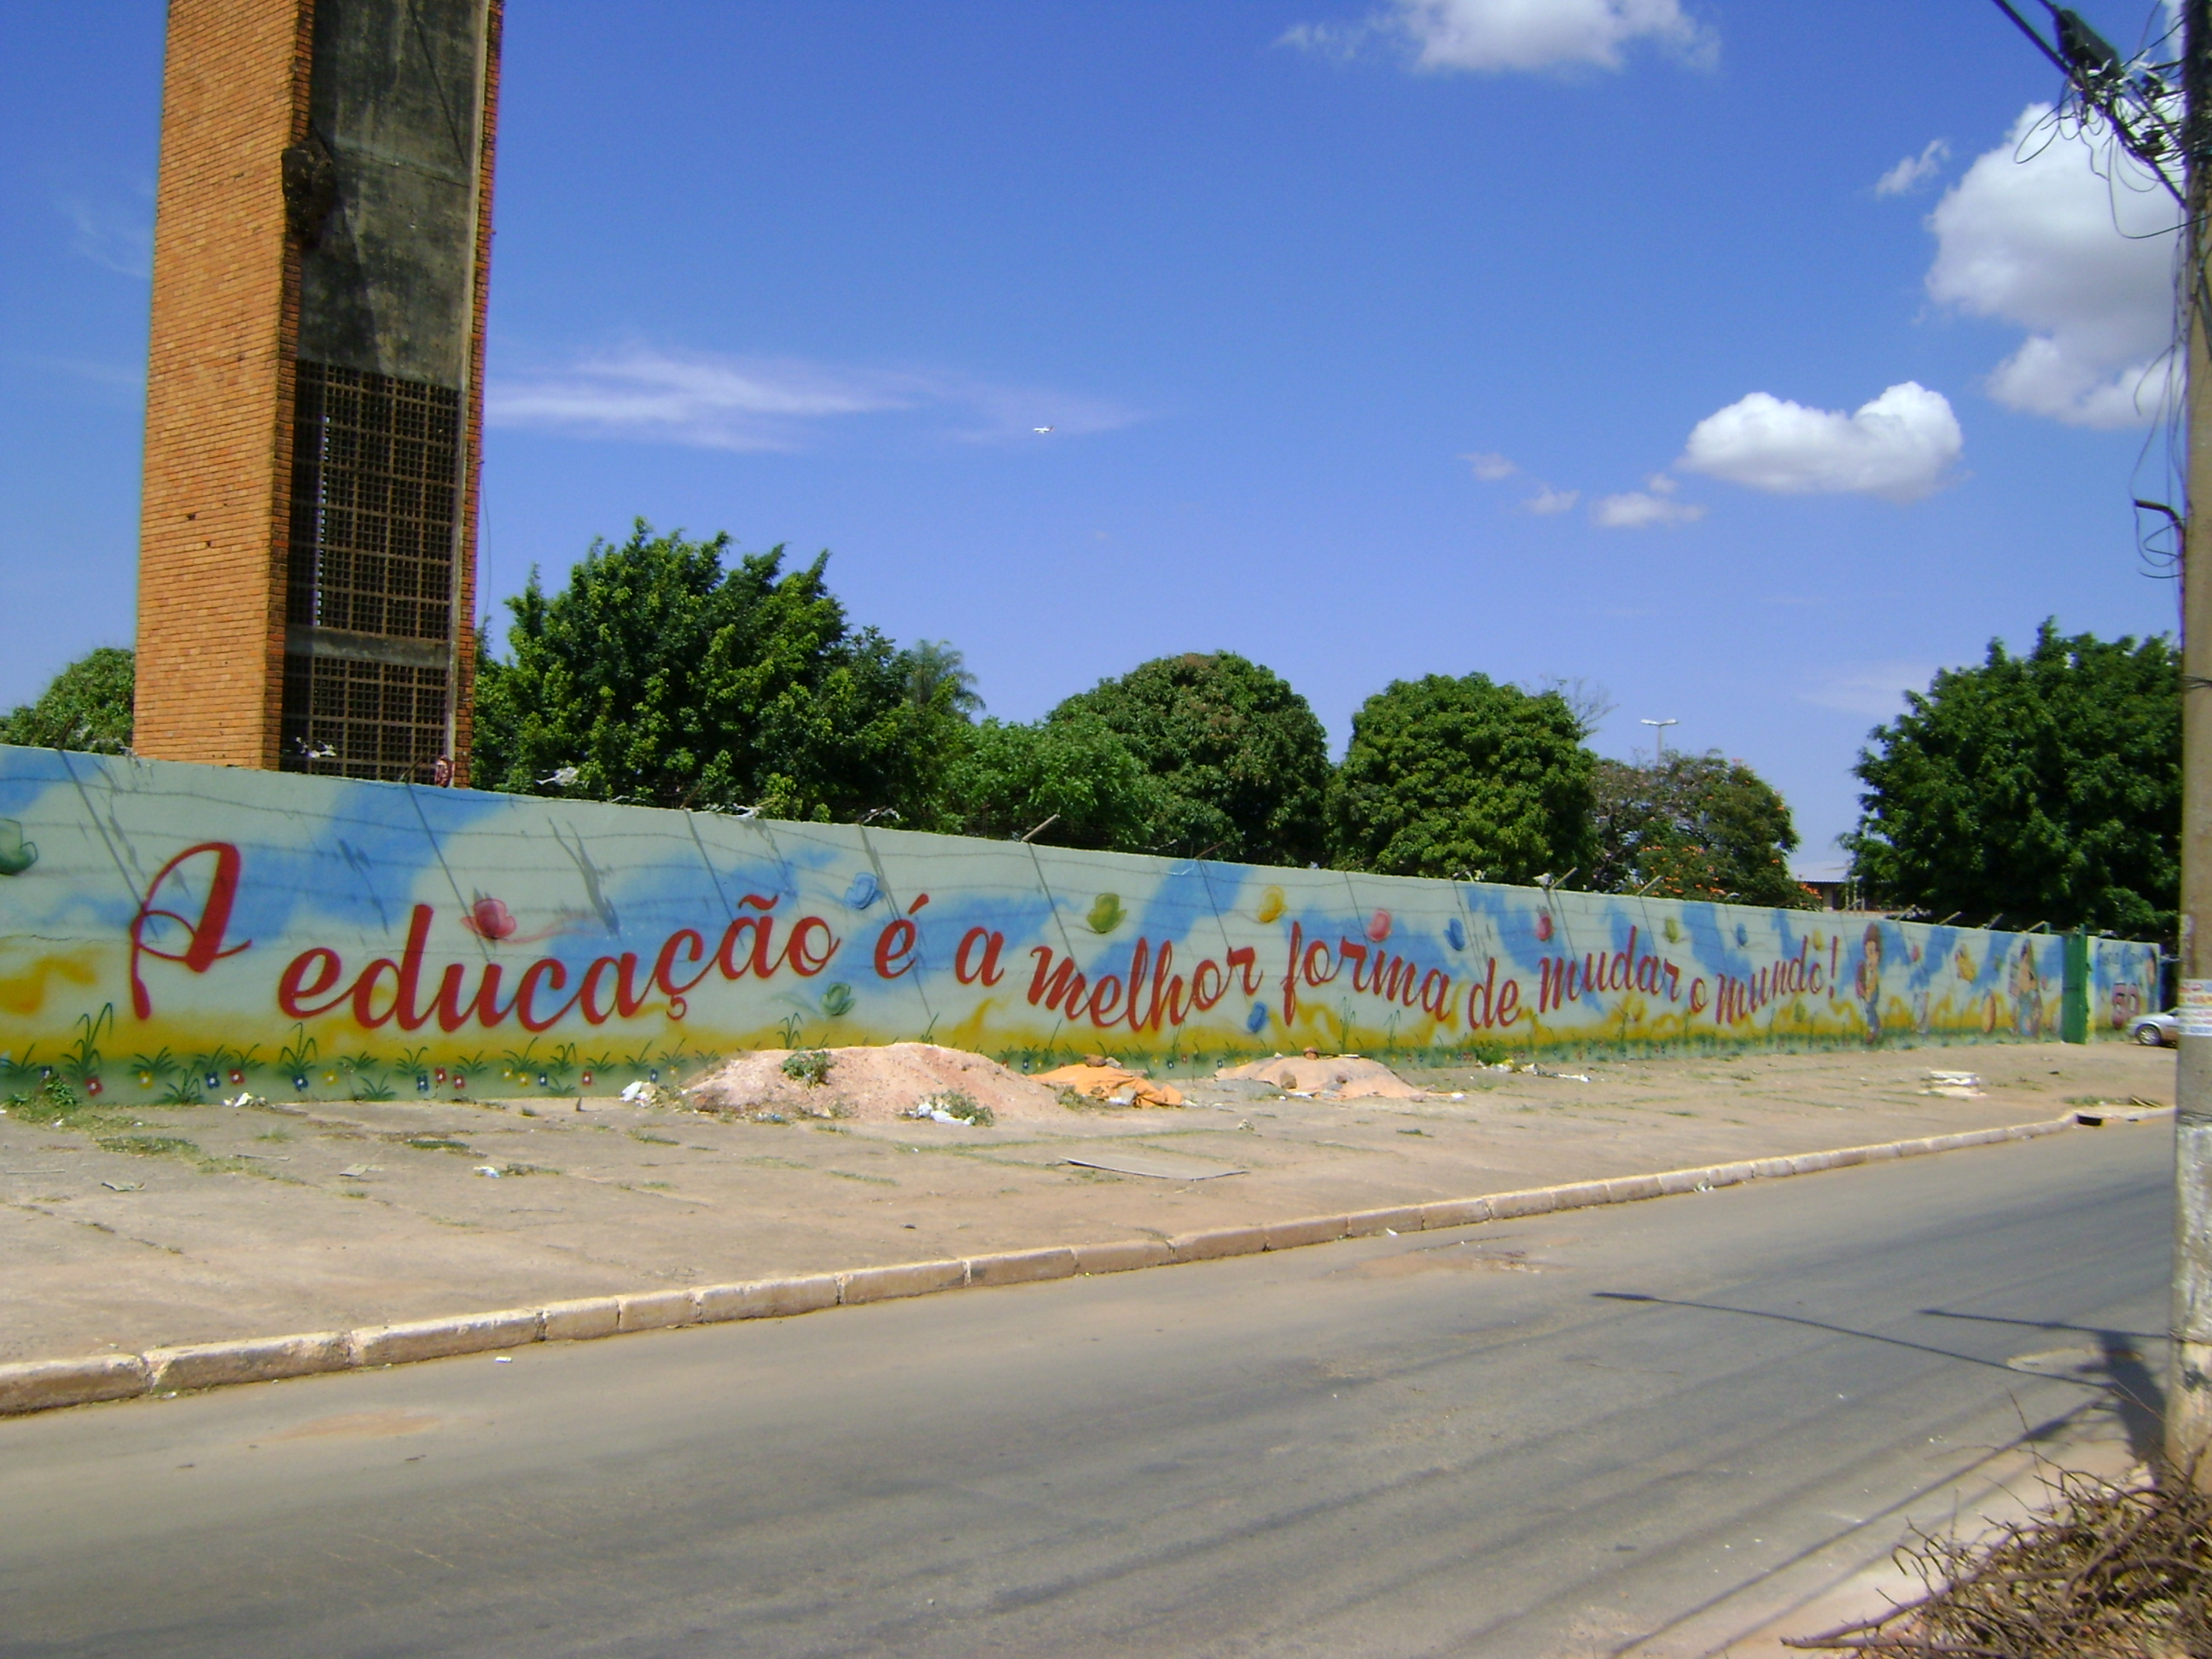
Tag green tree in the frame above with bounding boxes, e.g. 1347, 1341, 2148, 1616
1050, 652, 1332, 864
1, 647, 134, 754
473, 522, 962, 823
1845, 620, 2179, 937
1591, 751, 1813, 908
1328, 672, 1596, 882
940, 714, 1172, 851
905, 640, 982, 716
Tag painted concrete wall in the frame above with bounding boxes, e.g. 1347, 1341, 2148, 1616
0, 747, 2161, 1104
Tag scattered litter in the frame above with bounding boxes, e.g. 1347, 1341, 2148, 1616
687, 1045, 1068, 1123
337, 1164, 380, 1179
1921, 1069, 1985, 1099
100, 1180, 143, 1192
903, 1089, 995, 1126
620, 1080, 679, 1109
473, 1165, 502, 1179
1533, 1067, 1592, 1083
493, 1356, 512, 1365
223, 1091, 265, 1109
1037, 1062, 1185, 1109
1217, 1054, 1427, 1099
1062, 1150, 1245, 1180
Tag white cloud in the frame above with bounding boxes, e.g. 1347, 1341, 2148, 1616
1590, 483, 1703, 528
1464, 450, 1518, 480
1802, 661, 1938, 719
1522, 485, 1580, 515
1678, 382, 1962, 502
61, 193, 152, 279
1284, 0, 1714, 74
1925, 103, 2180, 428
1874, 138, 1949, 198
487, 346, 1138, 451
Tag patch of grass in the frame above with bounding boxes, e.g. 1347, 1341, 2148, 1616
781, 1050, 833, 1087
630, 1130, 679, 1145
255, 1128, 293, 1142
96, 1133, 198, 1159
403, 1136, 474, 1154
5, 1076, 92, 1128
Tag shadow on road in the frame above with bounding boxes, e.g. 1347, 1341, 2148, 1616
1592, 1291, 2164, 1463
1918, 1307, 2167, 1465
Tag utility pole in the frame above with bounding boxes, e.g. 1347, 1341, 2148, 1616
1990, 0, 2210, 1482
1639, 717, 1679, 764
2174, 0, 2212, 1487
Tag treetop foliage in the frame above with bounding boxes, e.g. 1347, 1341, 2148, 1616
1846, 620, 2179, 938
1592, 751, 1813, 909
1327, 672, 1597, 883
1051, 652, 1334, 866
0, 647, 134, 754
940, 713, 1171, 852
473, 522, 960, 823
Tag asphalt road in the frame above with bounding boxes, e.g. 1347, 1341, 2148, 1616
0, 1124, 2174, 1659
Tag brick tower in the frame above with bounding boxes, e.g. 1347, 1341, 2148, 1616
135, 0, 501, 784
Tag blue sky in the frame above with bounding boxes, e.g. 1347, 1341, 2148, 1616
0, 2, 2186, 875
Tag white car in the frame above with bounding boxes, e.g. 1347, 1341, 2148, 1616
2132, 1011, 2178, 1047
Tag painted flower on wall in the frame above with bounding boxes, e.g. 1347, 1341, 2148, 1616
461, 896, 517, 941
1365, 911, 1392, 943
1256, 887, 1285, 924
843, 871, 881, 911
1535, 912, 1554, 943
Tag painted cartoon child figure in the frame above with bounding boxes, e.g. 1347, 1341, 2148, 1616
1854, 922, 1884, 1043
2010, 942, 2045, 1038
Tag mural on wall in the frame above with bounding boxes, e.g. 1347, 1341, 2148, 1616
0, 748, 2163, 1104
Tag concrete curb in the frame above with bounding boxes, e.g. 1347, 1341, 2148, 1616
0, 1112, 2092, 1419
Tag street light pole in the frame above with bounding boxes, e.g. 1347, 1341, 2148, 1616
1639, 718, 1679, 764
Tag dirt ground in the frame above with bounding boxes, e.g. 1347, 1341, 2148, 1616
0, 1039, 2176, 1364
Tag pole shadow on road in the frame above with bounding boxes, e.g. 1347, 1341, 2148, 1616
1592, 1291, 2166, 1464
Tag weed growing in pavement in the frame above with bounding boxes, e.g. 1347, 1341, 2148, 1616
6, 1075, 90, 1126
781, 1050, 833, 1087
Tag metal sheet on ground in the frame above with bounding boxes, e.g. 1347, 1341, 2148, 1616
1061, 1150, 1247, 1180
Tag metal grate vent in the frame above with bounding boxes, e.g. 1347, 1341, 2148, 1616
280, 359, 461, 782
287, 361, 460, 642
281, 654, 451, 783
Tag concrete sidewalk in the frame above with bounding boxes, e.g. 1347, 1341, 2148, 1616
0, 1040, 2174, 1365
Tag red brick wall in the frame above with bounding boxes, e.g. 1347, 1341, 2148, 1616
135, 0, 313, 771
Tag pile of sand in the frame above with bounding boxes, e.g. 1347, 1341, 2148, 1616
683, 1044, 1071, 1123
1035, 1062, 1185, 1109
1216, 1054, 1427, 1099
